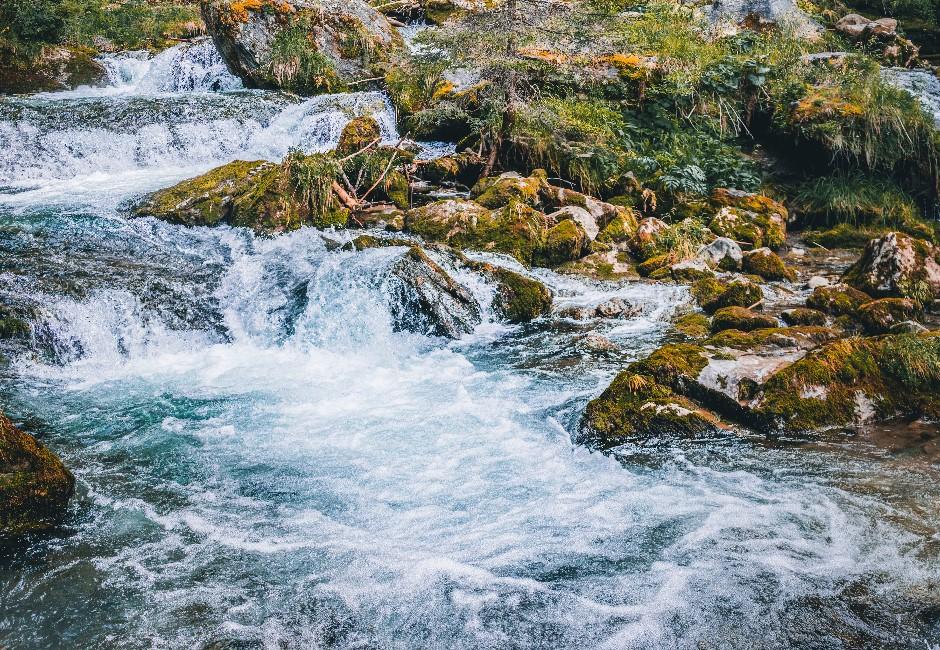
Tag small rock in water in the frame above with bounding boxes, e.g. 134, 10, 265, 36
807, 276, 831, 290
559, 298, 640, 320
581, 334, 619, 352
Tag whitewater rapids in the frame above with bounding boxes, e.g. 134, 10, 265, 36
1, 40, 939, 649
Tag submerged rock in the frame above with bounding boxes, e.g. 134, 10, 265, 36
201, 0, 401, 93
467, 262, 552, 323
1, 415, 74, 538
559, 298, 640, 321
385, 246, 482, 337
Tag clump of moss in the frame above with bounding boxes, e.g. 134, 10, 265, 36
691, 277, 763, 313
533, 219, 589, 268
856, 298, 917, 334
806, 284, 872, 316
705, 325, 838, 350
742, 248, 796, 281
337, 116, 381, 156
471, 170, 547, 210
711, 306, 778, 333
781, 307, 827, 326
674, 312, 711, 339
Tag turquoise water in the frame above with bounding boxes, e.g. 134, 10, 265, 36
1, 43, 939, 650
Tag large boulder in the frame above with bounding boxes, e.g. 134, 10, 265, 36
385, 246, 482, 338
1, 415, 74, 538
201, 0, 401, 94
843, 232, 940, 307
703, 0, 821, 40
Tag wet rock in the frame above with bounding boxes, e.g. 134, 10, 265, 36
711, 306, 778, 333
708, 188, 788, 250
556, 251, 639, 281
843, 232, 940, 307
1, 414, 74, 538
742, 248, 796, 281
559, 297, 640, 321
405, 199, 551, 265
697, 237, 743, 270
201, 0, 401, 94
890, 320, 928, 334
781, 307, 827, 326
385, 246, 482, 337
470, 263, 552, 323
691, 277, 763, 313
857, 298, 917, 334
471, 170, 547, 209
581, 334, 619, 352
806, 283, 871, 317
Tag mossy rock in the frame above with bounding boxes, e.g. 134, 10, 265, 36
806, 284, 871, 317
751, 333, 940, 433
691, 277, 763, 313
856, 298, 917, 334
710, 188, 787, 250
556, 251, 639, 281
471, 170, 548, 210
136, 160, 275, 227
406, 198, 549, 265
637, 253, 671, 277
476, 264, 552, 323
414, 152, 484, 186
579, 367, 721, 448
670, 260, 715, 283
742, 248, 796, 281
0, 46, 106, 94
842, 232, 940, 308
337, 116, 381, 156
596, 211, 640, 245
0, 306, 30, 340
781, 307, 827, 326
711, 307, 778, 333
628, 217, 669, 261
0, 415, 74, 538
533, 219, 589, 268
674, 313, 711, 339
705, 326, 838, 351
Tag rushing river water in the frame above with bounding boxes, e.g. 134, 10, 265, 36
1, 40, 940, 649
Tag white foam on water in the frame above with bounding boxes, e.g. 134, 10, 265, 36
5, 222, 936, 648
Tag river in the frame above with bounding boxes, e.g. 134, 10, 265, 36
1, 39, 939, 649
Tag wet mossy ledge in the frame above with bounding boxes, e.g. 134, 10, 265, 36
0, 414, 74, 539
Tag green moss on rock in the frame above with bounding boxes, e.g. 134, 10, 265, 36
0, 414, 74, 538
471, 170, 548, 210
674, 313, 711, 339
806, 284, 872, 317
337, 116, 381, 156
711, 307, 778, 333
742, 248, 796, 281
533, 219, 589, 268
781, 307, 828, 326
856, 298, 917, 334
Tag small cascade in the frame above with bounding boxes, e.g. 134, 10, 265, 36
883, 67, 940, 126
